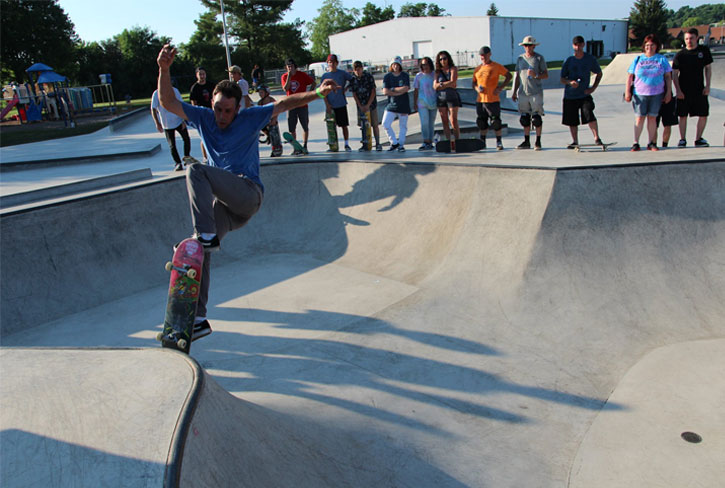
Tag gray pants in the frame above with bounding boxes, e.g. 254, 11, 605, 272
186, 163, 263, 317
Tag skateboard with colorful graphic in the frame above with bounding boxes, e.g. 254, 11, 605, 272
436, 138, 485, 153
283, 132, 307, 155
575, 142, 617, 152
268, 124, 283, 157
157, 238, 204, 354
360, 111, 372, 151
325, 111, 338, 151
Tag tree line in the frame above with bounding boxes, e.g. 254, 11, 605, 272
629, 1, 725, 47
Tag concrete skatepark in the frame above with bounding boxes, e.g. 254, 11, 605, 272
1, 59, 724, 487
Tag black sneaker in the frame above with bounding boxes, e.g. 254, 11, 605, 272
677, 139, 686, 147
388, 143, 399, 151
594, 138, 604, 146
534, 140, 542, 151
496, 141, 503, 151
196, 234, 220, 252
192, 320, 213, 341
174, 163, 184, 171
694, 138, 709, 147
567, 142, 579, 150
517, 140, 531, 149
630, 143, 641, 152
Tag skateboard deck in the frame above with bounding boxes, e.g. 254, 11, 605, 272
575, 142, 617, 152
182, 156, 201, 166
360, 111, 372, 151
436, 138, 485, 153
283, 132, 306, 154
325, 112, 338, 151
158, 238, 204, 354
268, 124, 283, 156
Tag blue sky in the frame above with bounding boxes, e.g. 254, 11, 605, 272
58, 0, 712, 46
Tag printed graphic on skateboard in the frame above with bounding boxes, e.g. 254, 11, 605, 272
360, 111, 372, 151
325, 111, 339, 152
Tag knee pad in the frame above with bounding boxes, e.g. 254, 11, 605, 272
519, 113, 531, 127
490, 116, 502, 131
476, 116, 489, 131
532, 114, 543, 128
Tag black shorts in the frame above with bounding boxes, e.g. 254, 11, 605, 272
476, 102, 501, 120
437, 89, 462, 108
676, 93, 709, 118
332, 106, 349, 127
562, 96, 596, 126
288, 106, 309, 133
656, 98, 678, 127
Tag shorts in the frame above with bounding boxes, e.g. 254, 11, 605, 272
436, 89, 462, 108
676, 93, 709, 118
476, 101, 501, 120
332, 106, 349, 127
517, 92, 544, 115
562, 96, 596, 126
288, 106, 309, 133
632, 93, 663, 117
656, 98, 677, 127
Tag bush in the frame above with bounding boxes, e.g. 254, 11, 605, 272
670, 39, 684, 49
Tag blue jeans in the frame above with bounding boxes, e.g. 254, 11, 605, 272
418, 107, 437, 142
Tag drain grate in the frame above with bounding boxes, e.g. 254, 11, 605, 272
681, 431, 703, 444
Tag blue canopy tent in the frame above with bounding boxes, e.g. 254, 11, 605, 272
25, 63, 75, 126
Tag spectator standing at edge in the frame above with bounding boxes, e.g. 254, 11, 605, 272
472, 46, 512, 151
151, 87, 191, 171
413, 56, 437, 151
351, 60, 382, 151
281, 58, 315, 154
382, 56, 411, 152
251, 64, 264, 92
672, 27, 713, 147
512, 36, 548, 150
228, 65, 253, 110
560, 35, 604, 149
321, 54, 354, 151
156, 43, 340, 338
434, 50, 461, 144
189, 67, 214, 162
625, 34, 672, 151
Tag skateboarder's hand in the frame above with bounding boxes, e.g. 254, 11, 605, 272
157, 44, 177, 70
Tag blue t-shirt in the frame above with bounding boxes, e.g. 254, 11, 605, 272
561, 53, 602, 99
320, 69, 352, 108
182, 102, 273, 192
627, 54, 671, 96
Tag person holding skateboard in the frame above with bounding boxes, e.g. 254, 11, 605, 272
560, 35, 604, 149
156, 44, 340, 336
350, 60, 382, 151
321, 54, 353, 151
281, 58, 315, 154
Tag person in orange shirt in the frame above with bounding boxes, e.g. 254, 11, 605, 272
472, 46, 512, 150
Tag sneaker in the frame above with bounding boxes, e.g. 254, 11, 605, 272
196, 234, 220, 252
630, 143, 641, 152
388, 143, 399, 151
302, 146, 309, 155
496, 142, 503, 151
567, 142, 579, 150
677, 139, 686, 147
662, 141, 669, 147
694, 138, 709, 147
345, 144, 352, 152
594, 138, 604, 146
359, 145, 369, 152
376, 144, 383, 152
174, 163, 184, 171
517, 140, 531, 150
534, 140, 542, 151
398, 145, 406, 152
647, 142, 659, 151
480, 139, 486, 149
192, 320, 213, 341
418, 144, 428, 151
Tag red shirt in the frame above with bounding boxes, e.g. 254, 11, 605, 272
281, 70, 315, 107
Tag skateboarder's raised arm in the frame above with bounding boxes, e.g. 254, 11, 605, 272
156, 44, 188, 121
272, 79, 339, 117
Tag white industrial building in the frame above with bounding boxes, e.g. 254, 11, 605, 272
329, 16, 629, 68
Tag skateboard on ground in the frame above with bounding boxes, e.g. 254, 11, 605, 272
268, 124, 283, 157
325, 111, 339, 151
157, 238, 204, 354
182, 156, 201, 166
575, 142, 617, 152
283, 132, 307, 154
360, 111, 372, 151
436, 138, 485, 153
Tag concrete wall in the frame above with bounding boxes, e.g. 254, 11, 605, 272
329, 16, 629, 67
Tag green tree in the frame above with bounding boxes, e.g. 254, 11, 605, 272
308, 0, 359, 60
113, 27, 171, 98
357, 2, 396, 27
181, 10, 228, 83
0, 0, 78, 83
681, 16, 703, 28
487, 3, 499, 16
398, 2, 446, 17
629, 0, 670, 47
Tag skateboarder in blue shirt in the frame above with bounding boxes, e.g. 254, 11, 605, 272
157, 44, 339, 336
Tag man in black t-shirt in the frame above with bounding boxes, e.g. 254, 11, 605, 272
672, 28, 713, 147
189, 67, 214, 160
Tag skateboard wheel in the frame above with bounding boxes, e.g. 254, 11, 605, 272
177, 339, 188, 349
187, 269, 197, 279
165, 262, 173, 272
156, 332, 164, 342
